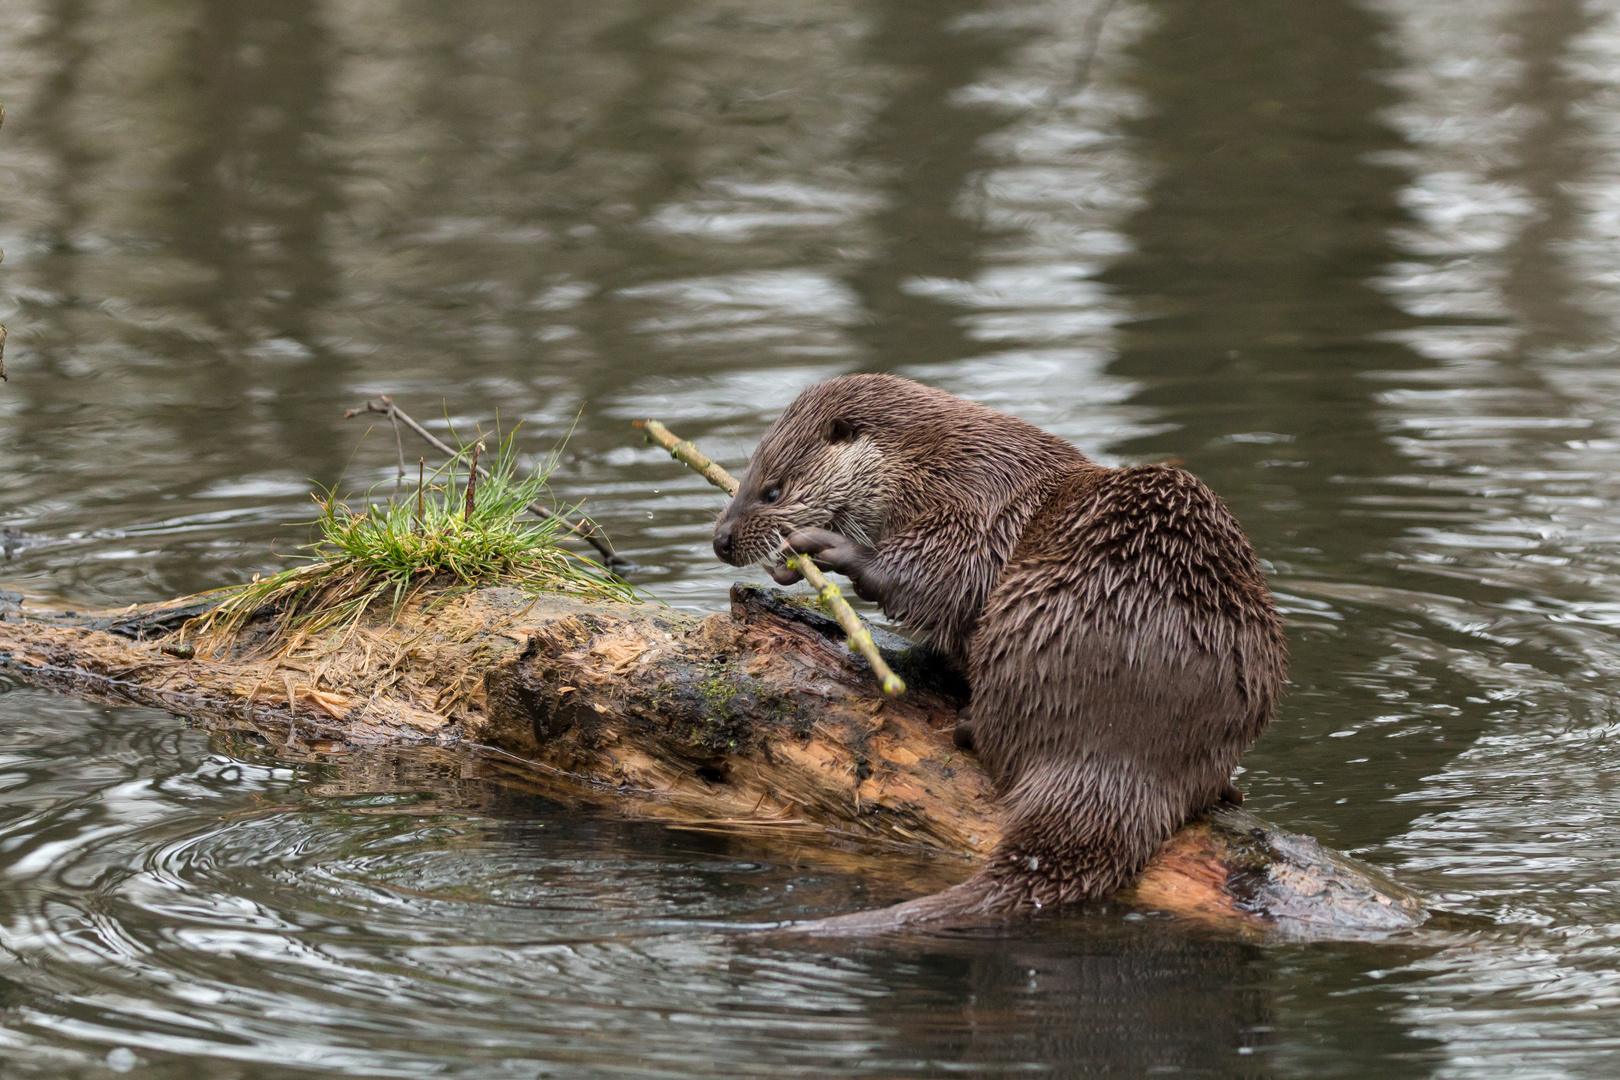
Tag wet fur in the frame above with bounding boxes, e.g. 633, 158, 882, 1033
716, 375, 1085, 666
714, 374, 1287, 928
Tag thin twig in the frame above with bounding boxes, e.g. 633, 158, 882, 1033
638, 421, 739, 492
634, 419, 906, 697
416, 457, 425, 532
388, 409, 407, 496
344, 396, 630, 571
463, 442, 483, 520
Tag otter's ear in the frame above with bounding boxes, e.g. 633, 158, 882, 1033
824, 417, 860, 444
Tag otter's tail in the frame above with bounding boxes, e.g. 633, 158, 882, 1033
794, 760, 1184, 935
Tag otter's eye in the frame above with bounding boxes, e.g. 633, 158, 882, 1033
761, 483, 783, 505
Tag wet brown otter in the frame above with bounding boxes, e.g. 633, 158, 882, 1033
712, 374, 1286, 927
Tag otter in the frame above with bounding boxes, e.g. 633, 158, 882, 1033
712, 374, 1286, 926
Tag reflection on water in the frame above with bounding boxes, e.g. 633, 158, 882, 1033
5, 0, 1620, 1074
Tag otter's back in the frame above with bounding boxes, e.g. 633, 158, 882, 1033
967, 464, 1285, 807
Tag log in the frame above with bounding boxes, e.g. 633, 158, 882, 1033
0, 583, 1428, 937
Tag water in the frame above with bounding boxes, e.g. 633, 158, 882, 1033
2, 0, 1620, 1073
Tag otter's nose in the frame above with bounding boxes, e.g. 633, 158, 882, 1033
713, 524, 735, 562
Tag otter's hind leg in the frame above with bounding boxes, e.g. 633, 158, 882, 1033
963, 561, 1261, 908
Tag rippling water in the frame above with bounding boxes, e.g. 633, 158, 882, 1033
4, 0, 1620, 1074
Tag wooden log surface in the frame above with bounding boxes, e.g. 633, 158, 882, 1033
0, 583, 1430, 938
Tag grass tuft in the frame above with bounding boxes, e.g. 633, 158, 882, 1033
191, 429, 633, 656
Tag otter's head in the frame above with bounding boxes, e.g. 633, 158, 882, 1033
712, 377, 897, 567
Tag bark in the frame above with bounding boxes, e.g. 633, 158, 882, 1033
0, 583, 1428, 937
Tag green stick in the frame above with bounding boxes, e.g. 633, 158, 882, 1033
635, 419, 906, 697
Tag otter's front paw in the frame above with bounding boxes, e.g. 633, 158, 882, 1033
766, 561, 804, 586
782, 528, 884, 602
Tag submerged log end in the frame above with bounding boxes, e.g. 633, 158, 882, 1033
1125, 809, 1429, 936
